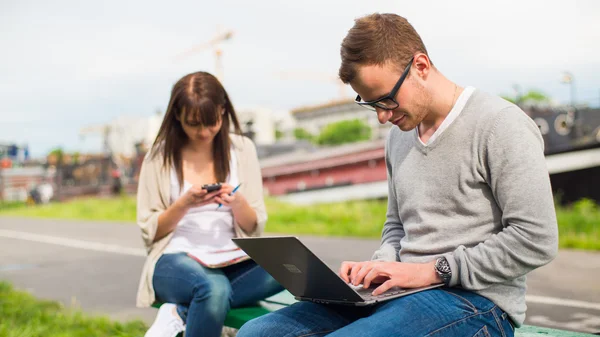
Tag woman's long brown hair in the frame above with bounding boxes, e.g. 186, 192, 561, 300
150, 72, 242, 188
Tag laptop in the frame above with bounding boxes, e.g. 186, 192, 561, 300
232, 236, 442, 306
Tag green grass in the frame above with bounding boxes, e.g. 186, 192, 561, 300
1, 196, 598, 250
555, 198, 600, 250
0, 195, 136, 222
0, 281, 147, 337
265, 198, 387, 238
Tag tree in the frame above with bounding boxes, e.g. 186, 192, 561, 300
46, 147, 64, 166
293, 128, 314, 141
502, 88, 550, 105
316, 119, 372, 146
72, 151, 81, 164
275, 128, 284, 140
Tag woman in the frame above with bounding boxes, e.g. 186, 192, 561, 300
136, 71, 283, 337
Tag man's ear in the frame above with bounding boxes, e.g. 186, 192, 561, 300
413, 53, 432, 80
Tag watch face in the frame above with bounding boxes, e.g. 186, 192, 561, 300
437, 258, 451, 274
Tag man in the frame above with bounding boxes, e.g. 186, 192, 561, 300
238, 13, 558, 337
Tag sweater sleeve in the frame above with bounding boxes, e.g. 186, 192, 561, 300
445, 107, 558, 289
372, 132, 405, 262
136, 154, 167, 249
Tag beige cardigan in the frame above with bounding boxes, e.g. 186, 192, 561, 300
135, 134, 267, 308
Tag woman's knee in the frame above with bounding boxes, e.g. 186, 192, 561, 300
192, 278, 232, 304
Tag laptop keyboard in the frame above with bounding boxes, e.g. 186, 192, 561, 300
349, 284, 406, 301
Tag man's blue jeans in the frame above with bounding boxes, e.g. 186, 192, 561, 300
238, 287, 515, 337
153, 252, 284, 337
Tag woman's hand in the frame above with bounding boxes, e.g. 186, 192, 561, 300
177, 185, 222, 209
214, 183, 245, 210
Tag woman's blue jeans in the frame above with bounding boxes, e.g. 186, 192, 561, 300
153, 252, 284, 337
238, 287, 515, 337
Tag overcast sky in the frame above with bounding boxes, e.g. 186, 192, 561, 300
1, 0, 599, 157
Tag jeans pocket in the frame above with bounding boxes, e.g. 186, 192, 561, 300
472, 326, 491, 337
497, 310, 515, 337
441, 289, 478, 314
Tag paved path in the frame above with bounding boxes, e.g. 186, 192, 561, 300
0, 217, 599, 333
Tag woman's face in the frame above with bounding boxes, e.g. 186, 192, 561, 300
179, 106, 224, 144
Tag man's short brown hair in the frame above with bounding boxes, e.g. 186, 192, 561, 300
339, 13, 430, 84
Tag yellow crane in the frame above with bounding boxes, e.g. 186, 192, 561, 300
174, 28, 234, 82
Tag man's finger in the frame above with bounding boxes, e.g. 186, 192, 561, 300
339, 261, 354, 283
349, 262, 367, 285
372, 280, 394, 296
362, 267, 382, 289
353, 264, 374, 286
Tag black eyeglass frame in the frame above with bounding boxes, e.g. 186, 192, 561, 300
355, 57, 414, 111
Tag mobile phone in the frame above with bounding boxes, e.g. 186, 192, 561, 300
202, 183, 222, 192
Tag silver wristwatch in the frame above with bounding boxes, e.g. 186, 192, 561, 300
434, 256, 452, 286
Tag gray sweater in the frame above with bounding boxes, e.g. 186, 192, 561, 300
372, 89, 558, 326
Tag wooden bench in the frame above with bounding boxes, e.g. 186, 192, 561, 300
154, 291, 597, 336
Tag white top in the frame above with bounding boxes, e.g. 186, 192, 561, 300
417, 86, 475, 146
163, 147, 239, 254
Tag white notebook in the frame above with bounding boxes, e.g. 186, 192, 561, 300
187, 245, 250, 268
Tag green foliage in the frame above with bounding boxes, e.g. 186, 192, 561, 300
556, 199, 600, 250
0, 201, 26, 211
0, 282, 147, 337
72, 151, 81, 164
501, 95, 517, 104
0, 195, 136, 222
265, 198, 386, 237
502, 88, 551, 105
293, 128, 314, 141
521, 90, 550, 103
316, 119, 372, 146
275, 129, 284, 140
48, 147, 64, 158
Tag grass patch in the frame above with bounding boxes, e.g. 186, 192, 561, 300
0, 281, 146, 337
0, 201, 28, 212
0, 196, 136, 222
555, 198, 600, 250
1, 196, 598, 250
265, 198, 385, 238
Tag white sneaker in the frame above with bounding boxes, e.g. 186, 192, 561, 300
145, 303, 186, 337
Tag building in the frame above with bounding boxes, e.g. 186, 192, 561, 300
0, 143, 30, 167
0, 166, 53, 202
80, 114, 163, 159
260, 133, 600, 205
236, 106, 295, 145
291, 99, 391, 140
260, 139, 388, 204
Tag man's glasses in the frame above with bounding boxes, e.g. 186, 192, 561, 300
355, 57, 414, 111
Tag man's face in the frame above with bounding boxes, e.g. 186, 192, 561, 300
350, 62, 429, 131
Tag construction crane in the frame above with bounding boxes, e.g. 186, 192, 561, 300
174, 28, 234, 82
275, 71, 349, 100
79, 122, 128, 174
79, 124, 111, 154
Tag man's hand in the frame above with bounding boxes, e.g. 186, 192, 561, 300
339, 260, 441, 296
